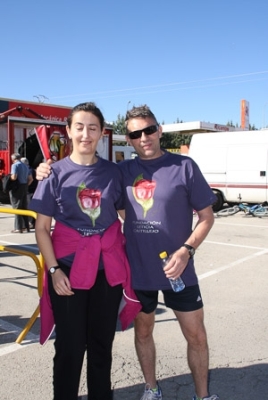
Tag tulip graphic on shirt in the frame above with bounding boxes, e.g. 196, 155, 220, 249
132, 174, 156, 217
77, 183, 101, 227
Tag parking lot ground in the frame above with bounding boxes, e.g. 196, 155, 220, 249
0, 205, 268, 399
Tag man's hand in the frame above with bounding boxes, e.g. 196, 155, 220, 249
163, 249, 189, 280
36, 159, 53, 181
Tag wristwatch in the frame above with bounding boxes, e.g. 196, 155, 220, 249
181, 244, 195, 258
49, 266, 60, 275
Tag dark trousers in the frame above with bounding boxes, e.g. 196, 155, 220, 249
9, 184, 29, 230
49, 268, 122, 400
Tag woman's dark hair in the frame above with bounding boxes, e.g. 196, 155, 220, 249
67, 102, 105, 130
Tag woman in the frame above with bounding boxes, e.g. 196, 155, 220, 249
30, 102, 140, 400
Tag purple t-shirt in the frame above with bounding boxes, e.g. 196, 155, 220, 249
30, 156, 124, 237
119, 151, 216, 290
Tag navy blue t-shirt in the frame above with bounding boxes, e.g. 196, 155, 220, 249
119, 151, 216, 290
30, 156, 124, 236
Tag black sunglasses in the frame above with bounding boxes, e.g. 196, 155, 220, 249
127, 124, 159, 140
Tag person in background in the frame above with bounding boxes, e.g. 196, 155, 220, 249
117, 105, 219, 400
21, 157, 37, 229
29, 102, 140, 400
9, 153, 32, 233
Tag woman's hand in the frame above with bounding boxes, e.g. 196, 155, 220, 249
51, 269, 74, 296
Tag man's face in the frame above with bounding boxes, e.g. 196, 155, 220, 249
126, 117, 163, 160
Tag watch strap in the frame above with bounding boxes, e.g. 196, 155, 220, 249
49, 266, 60, 274
181, 243, 195, 258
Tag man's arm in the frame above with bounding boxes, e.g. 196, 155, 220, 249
185, 205, 215, 250
36, 159, 53, 181
118, 209, 125, 220
164, 206, 214, 280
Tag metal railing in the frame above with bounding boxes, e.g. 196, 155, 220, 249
0, 207, 45, 343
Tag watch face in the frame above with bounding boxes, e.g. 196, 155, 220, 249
50, 267, 56, 274
183, 244, 195, 257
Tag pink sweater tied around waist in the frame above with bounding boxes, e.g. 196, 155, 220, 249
40, 219, 141, 344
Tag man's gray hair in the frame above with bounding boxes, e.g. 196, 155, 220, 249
11, 153, 21, 161
21, 157, 29, 165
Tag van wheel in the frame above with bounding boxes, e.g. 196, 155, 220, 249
212, 192, 223, 212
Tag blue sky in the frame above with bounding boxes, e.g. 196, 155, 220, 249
1, 0, 268, 128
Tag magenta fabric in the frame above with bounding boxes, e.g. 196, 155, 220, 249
40, 219, 141, 344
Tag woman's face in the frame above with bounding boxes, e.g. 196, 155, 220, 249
66, 111, 103, 157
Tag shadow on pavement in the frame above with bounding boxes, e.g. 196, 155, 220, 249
112, 363, 268, 399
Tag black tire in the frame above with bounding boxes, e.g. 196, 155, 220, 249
212, 192, 224, 212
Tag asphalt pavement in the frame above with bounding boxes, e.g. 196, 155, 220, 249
0, 204, 267, 400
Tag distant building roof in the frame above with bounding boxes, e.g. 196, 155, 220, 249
161, 121, 242, 135
111, 121, 243, 142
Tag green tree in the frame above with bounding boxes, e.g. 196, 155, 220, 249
112, 114, 127, 145
226, 121, 258, 130
160, 132, 192, 148
249, 124, 257, 130
112, 113, 126, 135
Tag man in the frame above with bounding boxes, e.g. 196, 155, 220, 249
21, 157, 37, 228
36, 105, 219, 400
9, 153, 32, 233
119, 105, 219, 400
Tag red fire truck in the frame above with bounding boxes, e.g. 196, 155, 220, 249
0, 98, 113, 200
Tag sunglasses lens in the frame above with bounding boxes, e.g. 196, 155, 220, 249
128, 125, 158, 139
129, 131, 141, 140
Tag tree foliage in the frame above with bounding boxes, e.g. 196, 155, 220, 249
160, 132, 192, 148
227, 121, 258, 130
111, 114, 191, 149
111, 113, 126, 145
112, 113, 126, 136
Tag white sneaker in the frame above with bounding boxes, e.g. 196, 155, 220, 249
140, 383, 162, 400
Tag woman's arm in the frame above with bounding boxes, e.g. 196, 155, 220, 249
35, 214, 74, 296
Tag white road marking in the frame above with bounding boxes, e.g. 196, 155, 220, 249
205, 240, 268, 250
198, 249, 268, 280
215, 220, 268, 229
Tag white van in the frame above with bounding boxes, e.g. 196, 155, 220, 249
188, 130, 268, 211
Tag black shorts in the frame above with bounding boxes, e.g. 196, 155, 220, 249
134, 285, 204, 314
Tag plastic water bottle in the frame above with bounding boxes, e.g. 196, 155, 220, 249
159, 251, 185, 292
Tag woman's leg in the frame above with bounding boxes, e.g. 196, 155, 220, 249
87, 270, 122, 400
49, 270, 88, 400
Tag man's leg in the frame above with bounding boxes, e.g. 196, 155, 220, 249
174, 308, 209, 399
134, 311, 157, 388
9, 190, 19, 229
